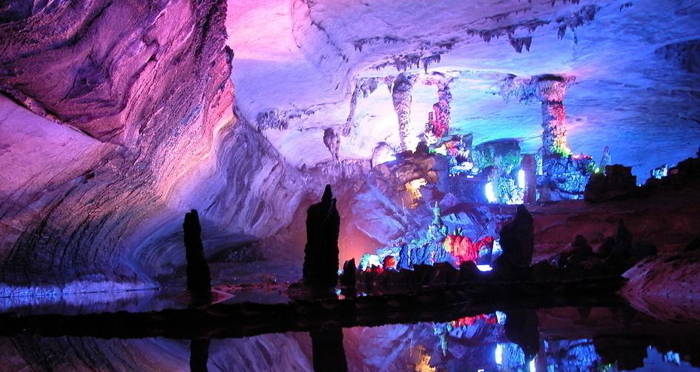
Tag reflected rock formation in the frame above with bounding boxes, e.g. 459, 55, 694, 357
310, 328, 348, 372
504, 310, 540, 362
190, 338, 210, 372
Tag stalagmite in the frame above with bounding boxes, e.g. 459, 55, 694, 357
323, 128, 340, 162
183, 209, 211, 302
303, 185, 341, 290
493, 205, 534, 277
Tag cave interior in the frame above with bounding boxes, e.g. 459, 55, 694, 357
1, 0, 700, 371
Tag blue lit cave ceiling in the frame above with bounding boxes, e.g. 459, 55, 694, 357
229, 0, 700, 179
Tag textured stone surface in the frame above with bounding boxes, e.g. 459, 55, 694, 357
0, 0, 309, 290
228, 0, 700, 178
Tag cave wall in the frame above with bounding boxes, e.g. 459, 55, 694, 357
0, 0, 311, 292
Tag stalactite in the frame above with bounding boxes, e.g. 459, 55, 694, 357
323, 128, 340, 162
391, 73, 416, 151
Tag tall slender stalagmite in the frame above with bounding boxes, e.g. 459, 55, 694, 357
303, 185, 340, 289
184, 209, 211, 301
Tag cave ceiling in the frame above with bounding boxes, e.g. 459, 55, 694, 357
228, 0, 700, 178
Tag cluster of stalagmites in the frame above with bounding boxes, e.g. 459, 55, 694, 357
338, 204, 658, 295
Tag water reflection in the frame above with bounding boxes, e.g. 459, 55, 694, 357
1, 306, 700, 371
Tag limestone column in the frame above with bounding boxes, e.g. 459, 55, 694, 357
534, 75, 573, 156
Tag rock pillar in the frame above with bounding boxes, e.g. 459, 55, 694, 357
183, 209, 211, 302
534, 75, 572, 156
494, 205, 534, 277
303, 185, 341, 289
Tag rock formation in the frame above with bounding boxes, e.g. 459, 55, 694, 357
504, 310, 540, 361
184, 210, 211, 302
303, 185, 341, 289
391, 74, 416, 151
339, 259, 356, 289
584, 165, 637, 202
310, 328, 348, 372
494, 205, 534, 277
0, 0, 236, 291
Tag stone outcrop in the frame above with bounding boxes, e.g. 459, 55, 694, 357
303, 185, 341, 289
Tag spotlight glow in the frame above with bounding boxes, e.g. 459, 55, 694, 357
485, 182, 497, 203
495, 344, 503, 365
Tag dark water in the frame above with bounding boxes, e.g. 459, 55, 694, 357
1, 306, 699, 372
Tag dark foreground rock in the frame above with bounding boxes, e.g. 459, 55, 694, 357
584, 164, 636, 202
184, 210, 212, 303
303, 185, 341, 290
493, 205, 534, 278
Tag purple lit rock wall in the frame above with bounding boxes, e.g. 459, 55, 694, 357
0, 0, 309, 292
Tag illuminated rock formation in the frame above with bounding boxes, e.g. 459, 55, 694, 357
391, 73, 417, 151
424, 74, 453, 141
0, 0, 235, 290
533, 75, 574, 157
0, 0, 698, 303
